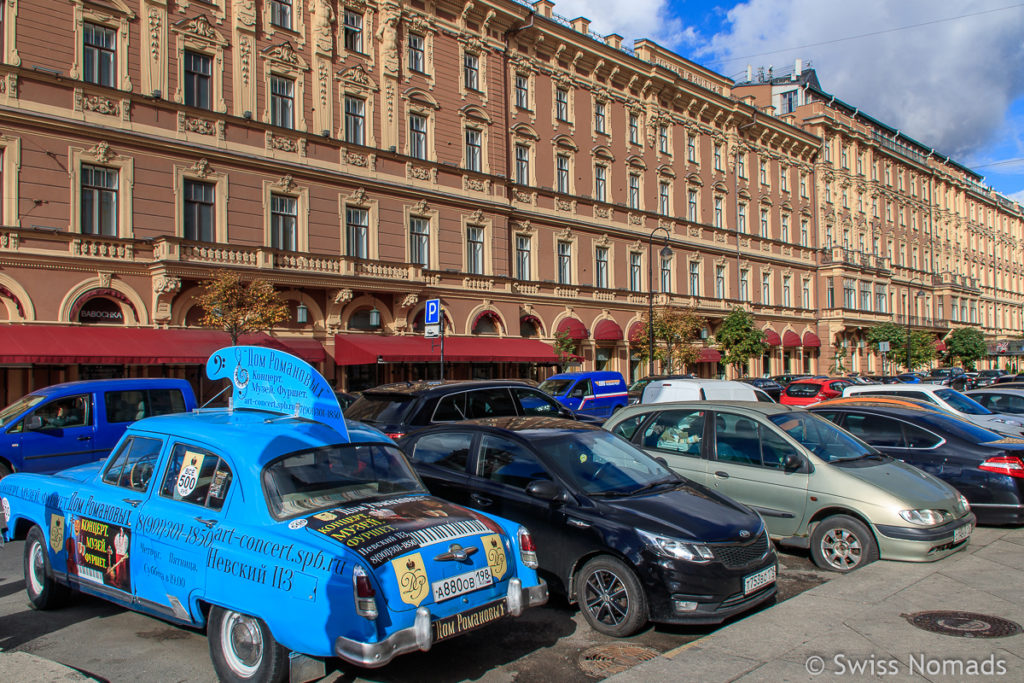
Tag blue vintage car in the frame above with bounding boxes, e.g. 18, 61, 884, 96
0, 347, 547, 681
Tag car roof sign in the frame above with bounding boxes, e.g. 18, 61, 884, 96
206, 345, 349, 442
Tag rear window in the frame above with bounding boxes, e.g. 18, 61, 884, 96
785, 383, 821, 398
345, 394, 415, 424
105, 389, 187, 424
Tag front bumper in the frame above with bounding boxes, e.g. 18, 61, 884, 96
875, 513, 976, 562
333, 578, 548, 668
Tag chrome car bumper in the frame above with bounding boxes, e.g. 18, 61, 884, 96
334, 578, 548, 668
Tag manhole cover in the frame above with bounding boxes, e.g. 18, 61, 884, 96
904, 611, 1023, 638
578, 644, 660, 679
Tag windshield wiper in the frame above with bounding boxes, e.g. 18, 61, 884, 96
587, 489, 634, 498
626, 477, 683, 496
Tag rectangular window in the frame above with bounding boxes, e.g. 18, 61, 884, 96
714, 196, 723, 228
739, 269, 749, 301
595, 246, 608, 289
410, 217, 430, 267
760, 208, 769, 238
515, 144, 529, 184
344, 97, 365, 145
465, 128, 482, 172
738, 203, 747, 233
629, 114, 639, 144
759, 159, 768, 185
824, 141, 831, 163
761, 273, 771, 304
780, 165, 788, 192
270, 75, 295, 129
183, 179, 215, 242
800, 219, 808, 247
800, 173, 807, 197
346, 207, 368, 258
409, 114, 427, 159
780, 89, 798, 114
737, 152, 746, 178
783, 275, 792, 308
860, 284, 871, 311
687, 135, 696, 162
660, 256, 672, 293
270, 0, 292, 29
557, 241, 572, 284
659, 125, 669, 153
825, 184, 832, 203
515, 74, 529, 109
659, 182, 670, 215
713, 143, 722, 171
689, 262, 700, 296
344, 10, 363, 53
628, 173, 640, 209
81, 164, 118, 236
841, 145, 848, 169
555, 88, 568, 121
715, 265, 725, 299
595, 101, 606, 133
803, 280, 811, 308
594, 165, 606, 202
875, 285, 886, 313
183, 50, 212, 109
556, 155, 569, 194
466, 226, 484, 274
688, 189, 698, 222
408, 34, 425, 73
516, 235, 531, 280
826, 279, 835, 308
629, 253, 642, 292
781, 214, 790, 243
270, 194, 297, 251
83, 23, 116, 87
464, 53, 480, 91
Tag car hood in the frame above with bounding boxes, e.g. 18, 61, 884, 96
834, 458, 960, 508
970, 414, 1024, 435
53, 460, 106, 482
596, 481, 763, 543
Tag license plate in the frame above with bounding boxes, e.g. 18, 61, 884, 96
743, 565, 776, 595
431, 567, 493, 603
431, 598, 509, 643
953, 522, 972, 544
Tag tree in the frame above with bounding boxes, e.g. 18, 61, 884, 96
196, 270, 289, 344
865, 322, 936, 371
716, 307, 769, 376
551, 330, 579, 372
945, 328, 987, 370
630, 307, 705, 374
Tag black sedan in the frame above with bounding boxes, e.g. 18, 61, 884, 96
738, 377, 784, 402
400, 417, 777, 636
809, 401, 1024, 525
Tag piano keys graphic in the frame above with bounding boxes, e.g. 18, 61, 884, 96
409, 519, 488, 547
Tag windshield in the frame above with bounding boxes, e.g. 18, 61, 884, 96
345, 394, 414, 424
921, 414, 1007, 443
0, 394, 46, 428
934, 388, 990, 415
538, 379, 574, 396
262, 443, 426, 519
533, 430, 675, 495
768, 412, 875, 462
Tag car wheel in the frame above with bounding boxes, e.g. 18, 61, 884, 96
24, 525, 70, 610
810, 515, 878, 572
575, 556, 648, 637
208, 606, 288, 683
0, 461, 11, 479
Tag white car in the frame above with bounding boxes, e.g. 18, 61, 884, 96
842, 383, 1024, 436
641, 379, 759, 404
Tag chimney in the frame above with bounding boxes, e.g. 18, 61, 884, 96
795, 59, 802, 77
532, 0, 554, 18
570, 17, 590, 34
605, 33, 623, 49
746, 64, 752, 83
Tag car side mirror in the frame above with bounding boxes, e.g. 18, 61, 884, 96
526, 479, 567, 503
25, 415, 43, 431
655, 456, 669, 468
783, 453, 803, 471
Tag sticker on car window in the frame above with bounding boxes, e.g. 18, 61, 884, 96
176, 450, 205, 497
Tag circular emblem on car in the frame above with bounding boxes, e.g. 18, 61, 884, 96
739, 530, 751, 538
1, 497, 9, 524
288, 518, 307, 530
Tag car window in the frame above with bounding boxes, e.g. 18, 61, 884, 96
513, 388, 563, 416
465, 388, 516, 419
432, 392, 468, 421
983, 393, 1024, 414
102, 436, 164, 491
934, 389, 990, 415
160, 444, 233, 510
105, 389, 187, 424
0, 393, 45, 429
785, 383, 820, 397
536, 430, 673, 495
640, 409, 705, 457
33, 394, 91, 430
538, 378, 573, 395
768, 412, 874, 462
409, 432, 472, 472
842, 414, 905, 447
830, 382, 851, 392
568, 380, 591, 399
713, 412, 764, 466
903, 423, 942, 448
345, 394, 415, 423
478, 435, 550, 489
759, 426, 797, 469
609, 414, 646, 441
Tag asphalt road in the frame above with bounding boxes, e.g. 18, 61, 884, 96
0, 540, 831, 682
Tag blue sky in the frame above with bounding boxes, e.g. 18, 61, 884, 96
550, 0, 1024, 202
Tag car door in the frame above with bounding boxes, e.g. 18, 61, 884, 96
567, 379, 592, 414
14, 393, 99, 473
406, 430, 476, 506
708, 411, 808, 537
632, 408, 709, 485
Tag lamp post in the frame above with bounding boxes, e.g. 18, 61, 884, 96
648, 226, 672, 376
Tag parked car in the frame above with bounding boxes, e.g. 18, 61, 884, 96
842, 383, 1024, 437
738, 378, 784, 402
896, 373, 924, 383
809, 401, 1024, 525
642, 379, 757, 403
345, 380, 598, 441
0, 348, 548, 679
993, 373, 1024, 385
627, 374, 694, 405
975, 369, 1009, 387
401, 417, 777, 635
771, 374, 810, 386
779, 378, 853, 406
334, 391, 360, 413
966, 388, 1024, 416
0, 378, 197, 478
538, 371, 628, 418
863, 375, 905, 384
604, 402, 975, 572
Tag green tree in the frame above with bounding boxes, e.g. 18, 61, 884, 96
716, 307, 769, 375
631, 307, 705, 374
945, 328, 987, 370
865, 322, 935, 371
551, 329, 579, 372
197, 270, 290, 344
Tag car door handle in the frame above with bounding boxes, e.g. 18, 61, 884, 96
77, 435, 90, 441
714, 471, 730, 479
195, 517, 217, 529
122, 498, 141, 508
469, 494, 492, 507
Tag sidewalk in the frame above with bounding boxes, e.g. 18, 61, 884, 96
610, 526, 1024, 682
0, 651, 91, 681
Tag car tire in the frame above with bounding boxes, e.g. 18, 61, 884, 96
24, 525, 70, 610
208, 606, 288, 683
0, 461, 11, 479
575, 556, 648, 637
810, 515, 878, 572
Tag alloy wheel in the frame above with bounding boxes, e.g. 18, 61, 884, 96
584, 569, 629, 627
820, 527, 863, 570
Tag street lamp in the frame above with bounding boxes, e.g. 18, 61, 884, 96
905, 289, 926, 372
648, 226, 672, 376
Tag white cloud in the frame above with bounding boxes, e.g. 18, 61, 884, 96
545, 0, 684, 47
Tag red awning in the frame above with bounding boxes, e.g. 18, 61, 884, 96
802, 332, 821, 348
782, 331, 801, 348
556, 317, 588, 341
763, 329, 781, 346
935, 339, 947, 351
627, 321, 645, 343
0, 325, 326, 365
698, 348, 722, 363
333, 334, 559, 366
593, 320, 624, 341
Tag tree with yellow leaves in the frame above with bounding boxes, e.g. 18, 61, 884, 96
196, 270, 289, 344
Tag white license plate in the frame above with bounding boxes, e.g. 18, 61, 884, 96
743, 565, 776, 595
431, 567, 493, 603
953, 523, 972, 544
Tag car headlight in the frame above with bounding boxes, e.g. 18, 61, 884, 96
958, 494, 971, 513
899, 509, 948, 526
637, 529, 714, 563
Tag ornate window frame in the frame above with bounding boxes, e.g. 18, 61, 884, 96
554, 228, 579, 285
340, 187, 380, 261
512, 222, 536, 281
173, 160, 229, 243
403, 89, 439, 161
262, 0, 306, 46
404, 199, 440, 269
261, 42, 310, 132
262, 175, 309, 252
0, 135, 21, 227
171, 15, 228, 113
460, 38, 488, 100
460, 105, 491, 174
69, 0, 135, 91
551, 75, 574, 128
462, 211, 493, 276
69, 142, 134, 238
337, 65, 379, 146
594, 236, 614, 289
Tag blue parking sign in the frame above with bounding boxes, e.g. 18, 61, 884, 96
425, 299, 440, 325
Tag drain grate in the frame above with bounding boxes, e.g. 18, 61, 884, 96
578, 644, 660, 679
904, 611, 1023, 638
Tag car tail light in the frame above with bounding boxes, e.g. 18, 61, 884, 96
353, 564, 378, 619
517, 526, 538, 569
980, 455, 1024, 479
384, 432, 405, 440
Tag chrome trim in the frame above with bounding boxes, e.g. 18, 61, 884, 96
334, 606, 433, 668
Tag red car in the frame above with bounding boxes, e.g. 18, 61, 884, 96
780, 378, 854, 406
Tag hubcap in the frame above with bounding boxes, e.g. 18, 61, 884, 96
28, 540, 45, 596
584, 569, 629, 626
821, 528, 863, 570
220, 611, 264, 678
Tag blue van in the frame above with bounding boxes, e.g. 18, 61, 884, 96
538, 371, 628, 418
0, 378, 197, 477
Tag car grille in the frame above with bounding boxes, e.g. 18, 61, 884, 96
712, 533, 769, 569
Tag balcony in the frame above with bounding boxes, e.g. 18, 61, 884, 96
821, 246, 890, 273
